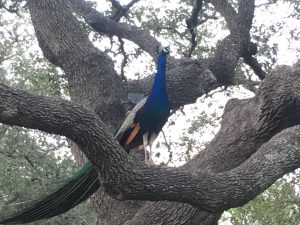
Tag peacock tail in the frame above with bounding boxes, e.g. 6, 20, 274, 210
0, 162, 98, 224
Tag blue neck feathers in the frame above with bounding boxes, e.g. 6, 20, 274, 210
148, 52, 168, 100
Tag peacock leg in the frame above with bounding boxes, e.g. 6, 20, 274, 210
143, 133, 151, 166
148, 133, 157, 165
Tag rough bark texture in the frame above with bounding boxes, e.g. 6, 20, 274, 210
0, 63, 300, 221
0, 0, 299, 224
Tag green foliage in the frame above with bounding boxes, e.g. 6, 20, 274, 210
130, 0, 223, 57
221, 174, 300, 225
251, 23, 279, 73
0, 126, 95, 224
0, 12, 68, 96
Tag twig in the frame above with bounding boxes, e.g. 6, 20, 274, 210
24, 155, 35, 168
70, 0, 161, 59
118, 37, 128, 81
205, 86, 227, 98
185, 0, 203, 57
243, 55, 266, 80
110, 0, 141, 22
0, 0, 22, 17
157, 26, 185, 38
161, 130, 173, 164
256, 0, 278, 8
183, 14, 218, 36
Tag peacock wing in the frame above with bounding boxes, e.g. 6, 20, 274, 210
115, 97, 147, 141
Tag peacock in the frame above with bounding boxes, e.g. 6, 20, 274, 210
0, 46, 170, 224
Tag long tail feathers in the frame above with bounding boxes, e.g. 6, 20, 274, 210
0, 162, 99, 224
0, 112, 138, 224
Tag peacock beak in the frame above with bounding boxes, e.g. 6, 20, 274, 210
162, 46, 170, 54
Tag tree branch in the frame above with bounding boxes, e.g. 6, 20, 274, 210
127, 59, 218, 109
0, 83, 130, 175
0, 0, 22, 17
256, 0, 278, 8
210, 0, 266, 80
69, 0, 160, 59
118, 37, 128, 81
0, 82, 300, 211
186, 0, 203, 57
237, 0, 255, 33
243, 54, 266, 79
110, 0, 141, 22
188, 61, 300, 173
120, 126, 300, 211
27, 0, 126, 127
69, 0, 261, 87
210, 0, 238, 32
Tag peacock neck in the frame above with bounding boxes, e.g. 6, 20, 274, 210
149, 53, 168, 100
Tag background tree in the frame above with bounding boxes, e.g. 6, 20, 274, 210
222, 174, 300, 224
0, 12, 95, 224
0, 0, 300, 225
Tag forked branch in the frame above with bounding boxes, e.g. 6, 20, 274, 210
0, 69, 300, 211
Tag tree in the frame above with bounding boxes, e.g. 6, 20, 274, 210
0, 0, 300, 225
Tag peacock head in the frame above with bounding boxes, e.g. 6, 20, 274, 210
157, 45, 170, 56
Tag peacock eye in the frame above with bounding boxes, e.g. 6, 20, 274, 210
162, 47, 170, 54
157, 45, 170, 54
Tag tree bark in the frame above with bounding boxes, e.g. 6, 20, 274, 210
0, 62, 300, 222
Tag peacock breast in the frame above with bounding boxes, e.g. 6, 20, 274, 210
135, 101, 170, 133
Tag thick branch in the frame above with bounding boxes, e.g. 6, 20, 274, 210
237, 0, 255, 33
69, 0, 160, 59
210, 0, 238, 31
127, 59, 218, 109
0, 84, 300, 211
120, 126, 300, 211
188, 62, 300, 172
0, 83, 131, 177
186, 0, 203, 29
210, 0, 265, 80
27, 0, 126, 128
